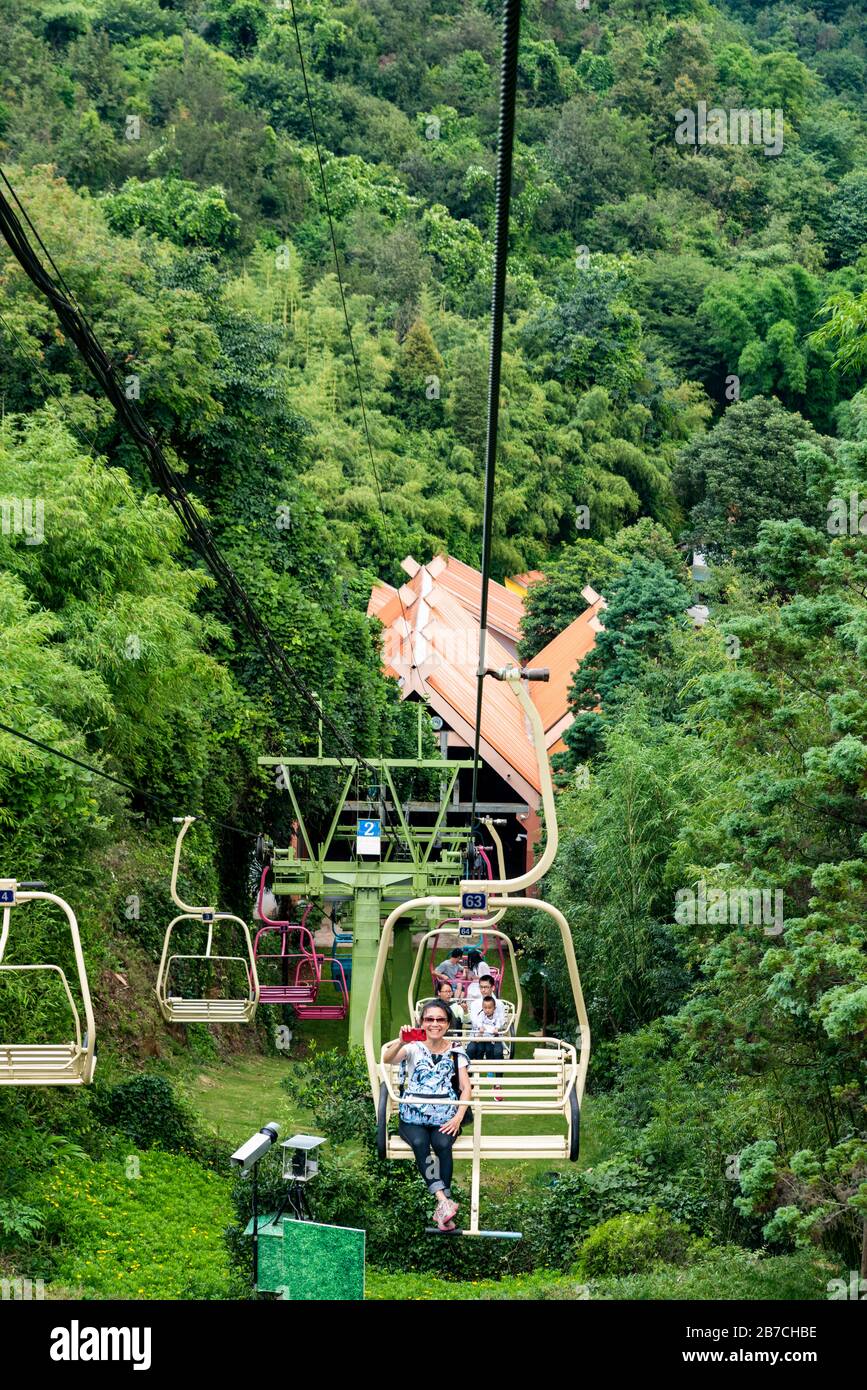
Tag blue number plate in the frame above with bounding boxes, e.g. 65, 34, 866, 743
0, 889, 14, 904
461, 891, 487, 913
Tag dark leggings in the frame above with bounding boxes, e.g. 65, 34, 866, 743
466, 1041, 504, 1063
398, 1120, 456, 1196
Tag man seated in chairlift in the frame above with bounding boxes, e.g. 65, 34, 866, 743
433, 947, 465, 990
468, 973, 505, 1028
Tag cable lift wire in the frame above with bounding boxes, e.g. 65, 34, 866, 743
0, 719, 255, 838
0, 170, 409, 859
468, 0, 522, 837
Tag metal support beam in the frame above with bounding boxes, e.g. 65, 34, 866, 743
349, 883, 383, 1049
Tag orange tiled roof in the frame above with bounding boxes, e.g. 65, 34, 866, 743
423, 555, 525, 646
506, 569, 545, 595
368, 559, 605, 803
530, 588, 606, 736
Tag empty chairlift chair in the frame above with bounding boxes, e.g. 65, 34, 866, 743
254, 870, 349, 1021
330, 907, 353, 993
253, 869, 319, 1007
0, 878, 96, 1085
156, 817, 259, 1024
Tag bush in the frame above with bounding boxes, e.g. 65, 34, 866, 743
282, 1046, 377, 1151
102, 1075, 202, 1154
575, 1208, 695, 1279
366, 1249, 838, 1301
591, 1248, 839, 1301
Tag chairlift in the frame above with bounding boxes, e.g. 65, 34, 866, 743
428, 821, 507, 985
253, 868, 319, 1006
155, 817, 259, 1024
253, 869, 349, 1020
330, 903, 353, 991
415, 923, 517, 1047
429, 919, 507, 993
0, 878, 96, 1085
295, 954, 349, 1021
364, 666, 591, 1238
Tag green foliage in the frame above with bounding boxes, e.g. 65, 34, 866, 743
565, 560, 691, 758
282, 1045, 376, 1151
365, 1248, 834, 1300
102, 177, 242, 249
0, 1200, 46, 1244
1, 0, 867, 1303
824, 173, 867, 267
522, 263, 645, 400
33, 1152, 232, 1298
101, 1075, 204, 1154
574, 1208, 696, 1278
673, 396, 833, 564
588, 1247, 837, 1302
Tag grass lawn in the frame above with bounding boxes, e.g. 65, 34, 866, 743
32, 1151, 233, 1300
181, 1056, 311, 1146
366, 1251, 839, 1301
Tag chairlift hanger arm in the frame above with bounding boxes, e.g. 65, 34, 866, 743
461, 673, 558, 897
169, 817, 212, 914
0, 884, 96, 1085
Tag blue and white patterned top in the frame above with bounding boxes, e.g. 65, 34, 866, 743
398, 1043, 469, 1127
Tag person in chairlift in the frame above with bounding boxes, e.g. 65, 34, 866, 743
468, 973, 505, 1028
433, 947, 465, 990
383, 1002, 471, 1231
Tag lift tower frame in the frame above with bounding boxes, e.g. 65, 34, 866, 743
259, 725, 480, 1046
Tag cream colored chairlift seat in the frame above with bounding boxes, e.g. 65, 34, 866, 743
0, 880, 96, 1086
365, 669, 592, 1237
380, 1038, 580, 1163
155, 818, 259, 1025
411, 923, 520, 1055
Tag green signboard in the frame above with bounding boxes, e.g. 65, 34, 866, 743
246, 1216, 365, 1300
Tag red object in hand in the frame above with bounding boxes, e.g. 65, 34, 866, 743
400, 1026, 427, 1042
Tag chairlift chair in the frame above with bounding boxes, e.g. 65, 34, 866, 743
294, 955, 349, 1021
155, 818, 259, 1024
416, 923, 517, 1047
429, 920, 507, 994
0, 878, 96, 1085
364, 667, 591, 1238
253, 870, 349, 1020
330, 905, 353, 991
254, 869, 319, 1006
373, 901, 588, 1237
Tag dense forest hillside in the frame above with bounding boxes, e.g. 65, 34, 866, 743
0, 0, 865, 1300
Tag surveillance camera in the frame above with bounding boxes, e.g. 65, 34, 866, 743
230, 1122, 280, 1173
